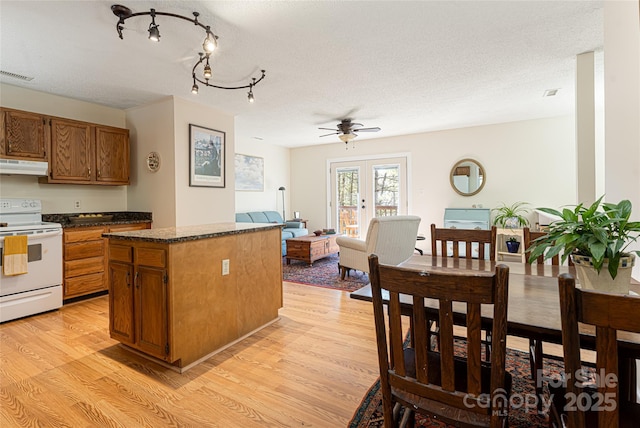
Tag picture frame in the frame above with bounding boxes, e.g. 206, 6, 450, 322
235, 154, 264, 191
189, 124, 225, 188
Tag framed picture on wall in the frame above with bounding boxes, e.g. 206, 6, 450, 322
189, 124, 225, 187
235, 154, 264, 191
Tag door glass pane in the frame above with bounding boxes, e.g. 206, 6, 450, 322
374, 164, 399, 217
336, 167, 360, 237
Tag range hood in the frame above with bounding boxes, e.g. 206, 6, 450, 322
0, 159, 49, 176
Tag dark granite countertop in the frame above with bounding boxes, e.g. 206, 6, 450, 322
102, 222, 282, 244
43, 211, 152, 228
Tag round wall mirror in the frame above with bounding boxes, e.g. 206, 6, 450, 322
450, 159, 486, 196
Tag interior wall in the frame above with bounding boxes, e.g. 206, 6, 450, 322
125, 97, 177, 228
0, 83, 128, 213
234, 138, 290, 216
173, 96, 235, 226
290, 115, 576, 251
603, 0, 640, 279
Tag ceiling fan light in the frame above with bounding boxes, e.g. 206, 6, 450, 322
248, 88, 255, 103
203, 63, 212, 79
191, 82, 199, 94
339, 133, 356, 143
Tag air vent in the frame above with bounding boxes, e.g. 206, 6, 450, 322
543, 89, 559, 97
0, 70, 34, 81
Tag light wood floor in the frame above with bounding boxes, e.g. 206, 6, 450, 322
0, 282, 560, 427
1, 283, 382, 427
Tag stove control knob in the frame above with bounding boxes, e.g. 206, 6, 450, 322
21, 201, 29, 208
30, 201, 38, 207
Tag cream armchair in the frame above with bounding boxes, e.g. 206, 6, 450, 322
336, 215, 421, 280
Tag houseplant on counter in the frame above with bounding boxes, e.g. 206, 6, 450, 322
492, 201, 530, 228
527, 196, 640, 293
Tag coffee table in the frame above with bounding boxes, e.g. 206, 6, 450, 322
285, 234, 339, 265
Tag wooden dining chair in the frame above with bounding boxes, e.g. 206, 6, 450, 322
368, 254, 511, 428
430, 223, 497, 360
551, 273, 640, 428
430, 223, 497, 261
522, 228, 574, 407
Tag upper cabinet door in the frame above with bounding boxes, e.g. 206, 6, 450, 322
1, 109, 47, 160
95, 126, 130, 184
49, 118, 92, 182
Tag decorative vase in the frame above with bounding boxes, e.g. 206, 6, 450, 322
506, 241, 520, 253
504, 217, 520, 228
571, 254, 635, 294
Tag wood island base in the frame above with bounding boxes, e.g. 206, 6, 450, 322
104, 223, 283, 372
119, 317, 281, 373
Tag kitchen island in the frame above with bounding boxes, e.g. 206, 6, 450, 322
103, 222, 283, 372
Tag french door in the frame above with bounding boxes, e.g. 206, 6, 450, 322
330, 156, 407, 238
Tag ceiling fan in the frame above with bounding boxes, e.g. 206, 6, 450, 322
319, 119, 381, 144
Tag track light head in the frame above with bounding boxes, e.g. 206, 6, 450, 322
148, 9, 160, 41
203, 28, 217, 53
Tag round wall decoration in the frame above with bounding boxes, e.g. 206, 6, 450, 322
146, 152, 160, 172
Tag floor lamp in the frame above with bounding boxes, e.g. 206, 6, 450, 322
278, 186, 286, 221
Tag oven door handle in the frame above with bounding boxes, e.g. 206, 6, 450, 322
0, 229, 62, 242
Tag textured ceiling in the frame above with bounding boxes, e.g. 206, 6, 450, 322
0, 1, 604, 148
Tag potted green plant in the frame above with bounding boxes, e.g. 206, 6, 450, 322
506, 236, 520, 253
492, 202, 530, 228
527, 196, 640, 293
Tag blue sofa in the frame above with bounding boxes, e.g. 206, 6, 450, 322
235, 211, 308, 256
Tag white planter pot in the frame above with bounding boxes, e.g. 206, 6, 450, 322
571, 254, 635, 294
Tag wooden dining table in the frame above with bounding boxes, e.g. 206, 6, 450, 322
350, 255, 640, 400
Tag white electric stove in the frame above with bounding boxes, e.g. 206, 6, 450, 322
0, 198, 63, 322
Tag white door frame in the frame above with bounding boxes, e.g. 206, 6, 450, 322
326, 152, 412, 231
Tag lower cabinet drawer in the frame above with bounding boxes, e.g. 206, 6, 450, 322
65, 256, 104, 278
109, 244, 133, 263
64, 272, 106, 298
135, 248, 166, 268
65, 240, 104, 261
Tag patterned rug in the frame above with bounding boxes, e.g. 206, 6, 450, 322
349, 346, 566, 427
282, 253, 369, 292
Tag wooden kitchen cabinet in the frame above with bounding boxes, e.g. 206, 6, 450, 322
63, 222, 151, 300
109, 243, 168, 361
64, 226, 106, 299
49, 118, 92, 182
95, 126, 129, 184
0, 108, 47, 160
44, 119, 130, 185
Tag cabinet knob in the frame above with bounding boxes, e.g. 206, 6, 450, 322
126, 271, 131, 288
87, 167, 91, 177
134, 271, 139, 289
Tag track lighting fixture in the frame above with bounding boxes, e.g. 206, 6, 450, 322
202, 28, 217, 53
147, 9, 160, 41
112, 4, 266, 102
248, 78, 256, 103
203, 60, 212, 79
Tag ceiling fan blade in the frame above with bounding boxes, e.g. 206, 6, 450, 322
319, 132, 339, 137
352, 127, 381, 132
318, 127, 338, 131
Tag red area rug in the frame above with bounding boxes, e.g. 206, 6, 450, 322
282, 253, 368, 292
